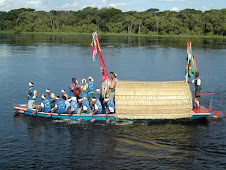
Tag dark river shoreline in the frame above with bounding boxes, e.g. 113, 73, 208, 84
0, 33, 225, 169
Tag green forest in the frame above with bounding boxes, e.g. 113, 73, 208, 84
0, 7, 225, 36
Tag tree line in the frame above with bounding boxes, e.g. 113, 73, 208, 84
0, 7, 225, 36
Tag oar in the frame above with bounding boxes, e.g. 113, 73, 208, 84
46, 112, 52, 118
78, 108, 82, 122
105, 107, 110, 124
90, 110, 95, 123
65, 111, 73, 122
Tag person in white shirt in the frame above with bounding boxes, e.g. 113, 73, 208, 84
189, 72, 201, 102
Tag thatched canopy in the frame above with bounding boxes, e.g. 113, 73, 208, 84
115, 80, 193, 120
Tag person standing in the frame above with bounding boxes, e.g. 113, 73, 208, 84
87, 77, 95, 103
27, 82, 38, 109
109, 72, 118, 101
189, 72, 201, 102
79, 79, 88, 98
69, 78, 77, 97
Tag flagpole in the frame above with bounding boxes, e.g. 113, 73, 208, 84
185, 42, 190, 83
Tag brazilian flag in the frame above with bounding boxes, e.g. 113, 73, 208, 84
186, 41, 197, 79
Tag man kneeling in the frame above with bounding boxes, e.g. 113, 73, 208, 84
104, 98, 115, 114
91, 97, 102, 114
78, 98, 90, 114
33, 94, 51, 113
52, 96, 66, 114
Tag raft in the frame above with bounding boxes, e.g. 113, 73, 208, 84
115, 80, 193, 120
13, 81, 224, 122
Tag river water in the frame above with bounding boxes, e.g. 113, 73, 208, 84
0, 33, 225, 169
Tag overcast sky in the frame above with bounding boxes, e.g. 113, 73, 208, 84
0, 0, 225, 12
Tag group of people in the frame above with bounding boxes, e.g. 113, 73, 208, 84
27, 72, 118, 115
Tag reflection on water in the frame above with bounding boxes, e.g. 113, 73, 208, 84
0, 32, 225, 49
0, 33, 225, 169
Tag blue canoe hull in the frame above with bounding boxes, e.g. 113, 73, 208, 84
14, 104, 216, 122
14, 104, 115, 121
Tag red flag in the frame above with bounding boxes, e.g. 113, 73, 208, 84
193, 53, 197, 70
91, 32, 109, 81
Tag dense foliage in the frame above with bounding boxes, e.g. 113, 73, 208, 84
0, 7, 225, 36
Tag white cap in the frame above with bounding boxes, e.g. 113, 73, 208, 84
82, 79, 86, 83
46, 89, 50, 93
71, 97, 77, 101
61, 89, 65, 93
78, 98, 83, 102
104, 98, 109, 102
96, 89, 101, 92
41, 94, 46, 99
88, 77, 94, 82
92, 98, 97, 102
55, 96, 60, 100
29, 82, 34, 86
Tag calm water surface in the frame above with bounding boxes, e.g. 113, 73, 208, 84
0, 33, 225, 169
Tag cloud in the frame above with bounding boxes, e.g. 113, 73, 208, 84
171, 7, 180, 11
26, 0, 48, 10
155, 0, 186, 2
55, 0, 82, 11
109, 2, 130, 8
0, 0, 19, 11
0, 0, 49, 11
203, 4, 215, 10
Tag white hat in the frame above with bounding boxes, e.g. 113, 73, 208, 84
114, 73, 117, 77
41, 94, 46, 99
82, 79, 86, 83
92, 98, 97, 102
96, 89, 101, 92
46, 89, 50, 93
88, 77, 94, 82
71, 97, 77, 101
78, 98, 83, 102
55, 96, 60, 100
61, 89, 65, 93
104, 98, 110, 102
29, 82, 34, 86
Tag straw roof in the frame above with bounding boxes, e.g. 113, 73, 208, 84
115, 80, 193, 120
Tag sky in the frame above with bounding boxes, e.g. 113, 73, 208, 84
0, 0, 225, 12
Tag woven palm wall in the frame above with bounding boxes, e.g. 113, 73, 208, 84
115, 80, 193, 120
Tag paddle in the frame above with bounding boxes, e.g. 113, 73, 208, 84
105, 107, 110, 124
90, 110, 95, 123
78, 108, 82, 122
65, 111, 73, 122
